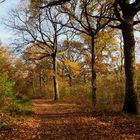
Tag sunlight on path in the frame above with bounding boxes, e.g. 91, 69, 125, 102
33, 99, 78, 114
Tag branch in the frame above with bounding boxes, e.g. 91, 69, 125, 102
40, 0, 70, 9
108, 24, 122, 29
131, 0, 140, 15
133, 20, 140, 26
0, 0, 5, 4
131, 0, 140, 10
113, 1, 124, 22
26, 53, 52, 61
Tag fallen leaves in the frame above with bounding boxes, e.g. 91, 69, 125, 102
0, 99, 139, 140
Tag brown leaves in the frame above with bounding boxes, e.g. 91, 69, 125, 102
0, 100, 139, 140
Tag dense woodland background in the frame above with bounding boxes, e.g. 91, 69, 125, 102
0, 0, 139, 139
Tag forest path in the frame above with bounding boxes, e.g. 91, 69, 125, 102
32, 99, 140, 140
0, 99, 140, 140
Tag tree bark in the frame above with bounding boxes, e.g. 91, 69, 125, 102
122, 23, 138, 114
52, 55, 59, 101
68, 74, 72, 87
119, 36, 124, 72
39, 70, 42, 96
32, 81, 36, 95
91, 36, 96, 106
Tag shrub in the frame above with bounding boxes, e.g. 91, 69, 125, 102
5, 99, 33, 116
0, 118, 13, 131
0, 73, 15, 108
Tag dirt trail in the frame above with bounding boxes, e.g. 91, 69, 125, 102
32, 100, 140, 140
0, 99, 140, 140
33, 99, 94, 140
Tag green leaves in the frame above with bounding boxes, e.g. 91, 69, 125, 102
0, 73, 15, 97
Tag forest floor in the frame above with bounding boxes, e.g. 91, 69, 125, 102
0, 99, 140, 140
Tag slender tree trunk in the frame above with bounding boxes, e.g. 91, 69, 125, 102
91, 36, 96, 106
122, 24, 138, 114
62, 67, 64, 80
69, 75, 72, 87
52, 55, 59, 101
84, 73, 87, 83
39, 70, 42, 96
32, 81, 36, 95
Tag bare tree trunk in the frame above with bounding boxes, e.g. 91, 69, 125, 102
91, 36, 96, 106
119, 36, 124, 72
84, 73, 86, 83
32, 81, 36, 95
39, 70, 42, 96
53, 55, 59, 101
68, 74, 72, 87
122, 24, 138, 114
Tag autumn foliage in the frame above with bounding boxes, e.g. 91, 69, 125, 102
0, 0, 139, 139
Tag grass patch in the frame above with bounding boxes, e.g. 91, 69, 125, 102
0, 118, 13, 131
4, 98, 33, 116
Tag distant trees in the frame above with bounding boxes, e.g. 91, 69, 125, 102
6, 3, 71, 101
0, 45, 15, 107
61, 40, 83, 86
57, 0, 113, 105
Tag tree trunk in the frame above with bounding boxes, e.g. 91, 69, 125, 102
91, 36, 96, 106
69, 74, 72, 87
32, 81, 36, 95
39, 70, 42, 96
120, 36, 124, 72
84, 73, 86, 83
52, 55, 59, 101
122, 24, 138, 114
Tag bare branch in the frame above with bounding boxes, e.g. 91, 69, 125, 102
40, 0, 70, 9
133, 20, 140, 26
0, 0, 5, 4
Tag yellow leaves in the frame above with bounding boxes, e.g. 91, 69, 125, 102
63, 40, 83, 51
96, 61, 107, 73
57, 49, 68, 56
111, 56, 118, 62
136, 64, 140, 70
80, 32, 91, 45
30, 0, 41, 9
64, 59, 81, 75
29, 0, 41, 18
23, 42, 53, 61
0, 45, 13, 75
96, 29, 119, 48
81, 29, 119, 51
